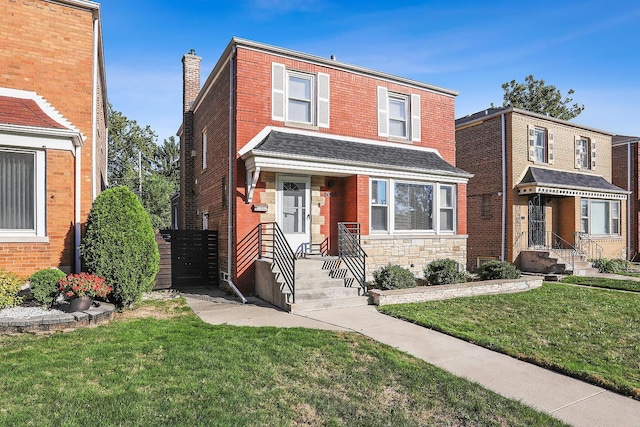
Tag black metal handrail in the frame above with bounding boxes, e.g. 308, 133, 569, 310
258, 222, 296, 303
574, 232, 604, 261
338, 222, 367, 293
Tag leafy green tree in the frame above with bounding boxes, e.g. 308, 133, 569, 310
141, 174, 174, 229
500, 75, 584, 120
80, 186, 159, 307
154, 136, 180, 190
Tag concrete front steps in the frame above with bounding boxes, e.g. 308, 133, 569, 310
287, 257, 368, 313
519, 249, 598, 276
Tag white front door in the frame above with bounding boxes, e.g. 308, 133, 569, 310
277, 175, 311, 254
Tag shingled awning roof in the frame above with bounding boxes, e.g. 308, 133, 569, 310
0, 96, 67, 129
241, 129, 472, 179
517, 167, 627, 199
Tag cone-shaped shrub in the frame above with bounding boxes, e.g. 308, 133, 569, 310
80, 186, 159, 306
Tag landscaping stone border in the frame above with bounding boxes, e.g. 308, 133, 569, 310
369, 277, 543, 306
0, 302, 115, 335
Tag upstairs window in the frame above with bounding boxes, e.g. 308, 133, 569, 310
377, 87, 421, 142
272, 63, 329, 128
575, 136, 596, 170
528, 125, 554, 164
201, 130, 207, 171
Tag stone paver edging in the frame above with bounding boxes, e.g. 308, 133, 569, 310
369, 277, 543, 306
0, 302, 115, 334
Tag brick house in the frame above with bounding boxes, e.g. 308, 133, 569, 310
0, 0, 108, 276
612, 135, 640, 260
456, 107, 627, 273
177, 38, 471, 306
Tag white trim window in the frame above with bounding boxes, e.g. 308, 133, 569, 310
271, 63, 329, 128
377, 87, 420, 142
0, 148, 46, 238
575, 136, 596, 170
580, 199, 620, 236
370, 178, 456, 233
202, 130, 207, 170
528, 125, 554, 164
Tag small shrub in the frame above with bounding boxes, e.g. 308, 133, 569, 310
0, 269, 24, 309
29, 268, 66, 306
80, 186, 160, 307
477, 260, 521, 280
590, 258, 629, 274
424, 258, 467, 285
372, 264, 416, 290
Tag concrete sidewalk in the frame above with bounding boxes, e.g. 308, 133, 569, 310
183, 290, 640, 427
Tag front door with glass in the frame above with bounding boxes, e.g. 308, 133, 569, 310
277, 176, 311, 254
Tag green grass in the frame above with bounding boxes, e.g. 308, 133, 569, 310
379, 283, 640, 399
0, 298, 565, 426
561, 275, 640, 292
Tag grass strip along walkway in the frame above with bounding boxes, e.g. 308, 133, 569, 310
379, 282, 640, 400
561, 275, 640, 292
0, 298, 565, 427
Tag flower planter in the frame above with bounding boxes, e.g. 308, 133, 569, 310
69, 296, 93, 312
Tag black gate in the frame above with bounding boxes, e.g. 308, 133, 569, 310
155, 230, 219, 289
528, 195, 545, 248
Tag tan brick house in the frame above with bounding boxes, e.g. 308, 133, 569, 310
0, 0, 108, 275
456, 107, 627, 273
612, 135, 640, 260
177, 38, 471, 307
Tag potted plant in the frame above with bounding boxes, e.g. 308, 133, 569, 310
58, 273, 111, 311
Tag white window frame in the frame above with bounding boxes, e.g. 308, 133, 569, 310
388, 93, 409, 139
369, 178, 456, 234
286, 71, 315, 125
201, 130, 207, 171
533, 127, 547, 163
202, 212, 209, 230
377, 87, 420, 142
272, 63, 330, 128
577, 137, 590, 169
580, 199, 620, 237
370, 179, 389, 231
0, 147, 46, 240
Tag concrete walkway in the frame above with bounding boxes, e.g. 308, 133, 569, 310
183, 289, 640, 427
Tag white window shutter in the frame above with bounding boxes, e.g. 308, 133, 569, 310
377, 86, 388, 137
527, 125, 535, 161
591, 139, 596, 170
317, 72, 330, 128
271, 63, 286, 122
574, 135, 581, 169
547, 131, 554, 164
411, 93, 421, 142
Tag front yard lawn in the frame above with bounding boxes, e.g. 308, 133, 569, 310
561, 275, 640, 292
0, 298, 565, 426
379, 283, 640, 399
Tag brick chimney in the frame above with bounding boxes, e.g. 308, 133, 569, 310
182, 49, 201, 114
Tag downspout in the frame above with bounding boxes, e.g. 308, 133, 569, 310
225, 45, 247, 303
628, 140, 632, 260
501, 113, 506, 261
91, 11, 99, 200
75, 145, 82, 273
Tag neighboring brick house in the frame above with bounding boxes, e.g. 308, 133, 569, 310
612, 135, 640, 260
178, 38, 471, 297
0, 0, 108, 275
456, 107, 627, 272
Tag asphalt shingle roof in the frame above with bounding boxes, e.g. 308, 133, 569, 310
0, 96, 65, 129
519, 167, 626, 193
252, 131, 472, 178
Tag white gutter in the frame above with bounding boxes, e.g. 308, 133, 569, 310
501, 113, 507, 261
75, 145, 82, 272
91, 11, 98, 200
225, 46, 247, 304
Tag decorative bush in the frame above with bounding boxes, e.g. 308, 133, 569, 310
477, 260, 521, 280
590, 258, 629, 274
29, 268, 66, 306
0, 269, 24, 309
372, 264, 416, 290
80, 186, 159, 306
59, 273, 112, 299
424, 258, 467, 285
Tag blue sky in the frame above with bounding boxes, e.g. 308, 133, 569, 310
101, 0, 640, 143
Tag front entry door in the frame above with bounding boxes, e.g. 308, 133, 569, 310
528, 194, 546, 247
277, 175, 311, 254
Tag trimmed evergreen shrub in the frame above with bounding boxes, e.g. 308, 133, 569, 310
29, 268, 66, 306
590, 258, 629, 274
0, 269, 24, 309
372, 264, 416, 290
424, 258, 467, 285
477, 260, 521, 280
80, 186, 159, 306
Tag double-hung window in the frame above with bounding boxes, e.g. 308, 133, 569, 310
377, 87, 421, 142
272, 63, 330, 128
575, 136, 596, 170
528, 125, 554, 164
0, 148, 46, 238
370, 178, 455, 233
580, 199, 620, 236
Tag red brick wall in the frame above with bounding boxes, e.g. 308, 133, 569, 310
0, 0, 101, 275
612, 142, 638, 259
